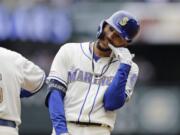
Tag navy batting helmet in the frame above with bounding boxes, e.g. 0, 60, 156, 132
97, 10, 140, 43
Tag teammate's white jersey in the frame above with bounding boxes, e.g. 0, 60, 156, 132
0, 47, 45, 126
48, 42, 138, 130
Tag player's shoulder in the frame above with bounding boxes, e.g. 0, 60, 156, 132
0, 47, 23, 59
0, 47, 12, 54
62, 42, 89, 48
0, 47, 27, 70
59, 42, 89, 52
62, 42, 80, 48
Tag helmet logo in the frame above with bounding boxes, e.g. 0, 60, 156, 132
119, 17, 129, 26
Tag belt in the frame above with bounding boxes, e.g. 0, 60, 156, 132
69, 121, 111, 129
0, 119, 16, 128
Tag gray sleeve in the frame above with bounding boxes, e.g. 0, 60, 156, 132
125, 62, 139, 101
18, 56, 46, 92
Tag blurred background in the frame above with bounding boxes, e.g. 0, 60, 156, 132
0, 0, 180, 135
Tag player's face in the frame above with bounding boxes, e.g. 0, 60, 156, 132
103, 23, 128, 47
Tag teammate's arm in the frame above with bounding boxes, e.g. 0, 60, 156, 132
45, 79, 69, 135
16, 54, 46, 98
20, 83, 46, 98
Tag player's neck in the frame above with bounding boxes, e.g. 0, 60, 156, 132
93, 40, 111, 57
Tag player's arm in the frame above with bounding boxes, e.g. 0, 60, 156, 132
103, 63, 131, 111
103, 46, 138, 111
16, 55, 46, 98
45, 45, 70, 135
45, 79, 69, 135
20, 83, 46, 98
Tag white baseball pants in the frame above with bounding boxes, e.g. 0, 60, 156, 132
51, 122, 111, 135
0, 126, 18, 135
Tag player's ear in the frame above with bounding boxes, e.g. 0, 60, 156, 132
102, 22, 108, 31
97, 21, 108, 39
99, 23, 108, 39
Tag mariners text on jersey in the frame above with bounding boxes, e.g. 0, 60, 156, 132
68, 68, 113, 86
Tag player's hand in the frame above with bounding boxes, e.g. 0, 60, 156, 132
109, 44, 133, 65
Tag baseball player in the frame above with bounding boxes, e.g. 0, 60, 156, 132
0, 47, 46, 135
45, 10, 140, 135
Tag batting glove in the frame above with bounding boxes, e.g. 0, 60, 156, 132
108, 44, 133, 65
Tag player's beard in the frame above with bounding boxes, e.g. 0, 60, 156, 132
97, 33, 111, 52
96, 42, 111, 52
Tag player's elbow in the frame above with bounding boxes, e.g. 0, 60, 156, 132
104, 99, 125, 111
20, 89, 35, 98
103, 93, 126, 111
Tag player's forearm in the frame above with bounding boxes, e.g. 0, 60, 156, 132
103, 63, 131, 111
48, 89, 68, 135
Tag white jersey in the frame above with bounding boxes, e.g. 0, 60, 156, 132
0, 47, 45, 126
48, 42, 139, 130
